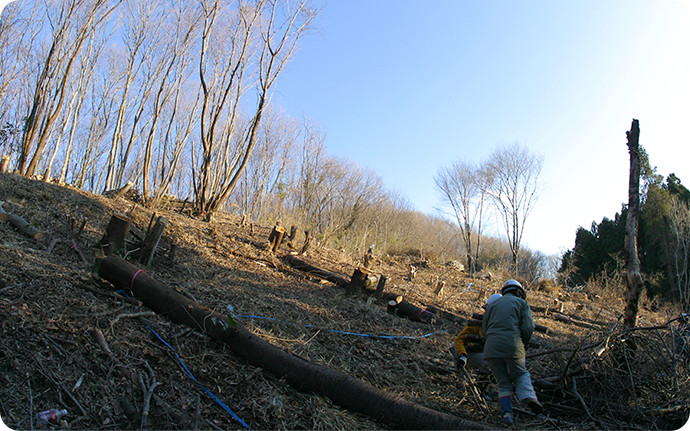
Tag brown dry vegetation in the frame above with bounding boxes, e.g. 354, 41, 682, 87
1, 173, 688, 430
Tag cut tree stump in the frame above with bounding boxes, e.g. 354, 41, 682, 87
100, 213, 132, 255
97, 255, 488, 431
375, 275, 387, 300
268, 224, 286, 253
298, 230, 312, 255
347, 267, 369, 295
139, 216, 168, 266
434, 280, 445, 296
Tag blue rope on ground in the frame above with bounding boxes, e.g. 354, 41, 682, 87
147, 326, 251, 430
115, 290, 250, 429
238, 314, 449, 340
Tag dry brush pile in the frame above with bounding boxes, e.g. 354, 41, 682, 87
0, 172, 688, 430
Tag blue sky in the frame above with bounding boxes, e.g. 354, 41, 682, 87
274, 0, 690, 255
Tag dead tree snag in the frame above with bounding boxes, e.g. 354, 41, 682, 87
623, 119, 643, 329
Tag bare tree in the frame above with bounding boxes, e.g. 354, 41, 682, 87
233, 106, 299, 222
194, 0, 317, 216
17, 0, 122, 177
102, 0, 163, 192
140, 1, 199, 202
435, 160, 491, 273
487, 142, 543, 273
43, 26, 106, 182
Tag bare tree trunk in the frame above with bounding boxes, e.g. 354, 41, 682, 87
19, 0, 122, 177
623, 119, 643, 329
97, 255, 488, 430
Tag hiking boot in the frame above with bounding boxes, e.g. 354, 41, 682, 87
503, 411, 514, 426
522, 398, 543, 414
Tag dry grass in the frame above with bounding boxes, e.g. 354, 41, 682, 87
0, 172, 688, 430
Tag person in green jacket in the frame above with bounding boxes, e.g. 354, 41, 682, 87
482, 279, 543, 425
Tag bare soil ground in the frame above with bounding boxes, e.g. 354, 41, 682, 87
1, 172, 688, 430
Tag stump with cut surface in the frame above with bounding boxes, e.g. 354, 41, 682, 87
100, 213, 132, 255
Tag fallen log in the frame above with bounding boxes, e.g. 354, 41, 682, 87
388, 296, 435, 324
97, 255, 487, 430
425, 305, 468, 327
6, 212, 45, 242
285, 255, 350, 287
552, 312, 602, 330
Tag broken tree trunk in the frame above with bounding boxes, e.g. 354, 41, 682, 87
285, 255, 350, 287
287, 225, 298, 248
139, 216, 168, 266
7, 213, 45, 242
97, 255, 487, 430
100, 213, 131, 255
623, 119, 643, 329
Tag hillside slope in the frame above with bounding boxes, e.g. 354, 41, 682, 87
0, 173, 687, 430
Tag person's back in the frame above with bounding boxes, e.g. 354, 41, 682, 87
482, 279, 542, 425
482, 293, 534, 359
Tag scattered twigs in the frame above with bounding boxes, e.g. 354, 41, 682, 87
78, 276, 142, 306
26, 372, 33, 430
561, 341, 582, 381
89, 328, 196, 429
139, 362, 159, 430
461, 369, 490, 415
570, 376, 598, 424
110, 311, 156, 334
34, 357, 89, 418
595, 319, 620, 357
